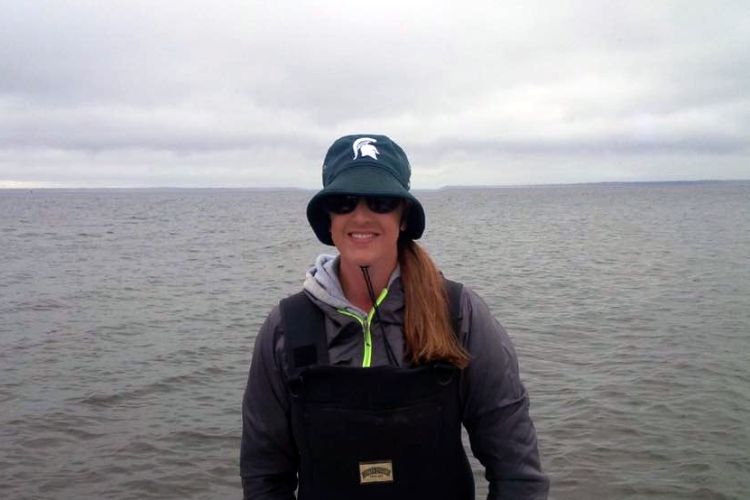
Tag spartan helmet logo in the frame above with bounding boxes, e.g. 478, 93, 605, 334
352, 137, 379, 160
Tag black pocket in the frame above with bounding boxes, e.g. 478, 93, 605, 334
305, 401, 444, 498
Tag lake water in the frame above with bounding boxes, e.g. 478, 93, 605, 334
1, 182, 748, 499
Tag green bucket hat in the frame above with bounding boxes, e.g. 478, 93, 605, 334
307, 134, 425, 246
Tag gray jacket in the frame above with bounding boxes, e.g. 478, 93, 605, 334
241, 255, 549, 499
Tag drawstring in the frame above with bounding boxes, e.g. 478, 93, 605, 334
360, 266, 399, 367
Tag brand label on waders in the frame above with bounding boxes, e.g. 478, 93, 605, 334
359, 460, 394, 484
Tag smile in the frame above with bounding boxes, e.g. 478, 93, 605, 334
349, 232, 378, 241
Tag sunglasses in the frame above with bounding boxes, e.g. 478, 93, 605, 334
322, 195, 402, 215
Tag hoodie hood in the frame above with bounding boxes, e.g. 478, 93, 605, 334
303, 254, 401, 316
303, 254, 351, 311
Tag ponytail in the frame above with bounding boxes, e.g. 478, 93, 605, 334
398, 240, 470, 368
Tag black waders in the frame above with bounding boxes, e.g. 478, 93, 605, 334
279, 281, 474, 500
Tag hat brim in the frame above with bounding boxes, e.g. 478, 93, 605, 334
306, 164, 425, 246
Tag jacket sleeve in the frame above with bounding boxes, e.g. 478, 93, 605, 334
240, 306, 298, 500
459, 287, 549, 500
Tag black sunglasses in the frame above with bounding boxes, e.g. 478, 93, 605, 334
322, 195, 402, 215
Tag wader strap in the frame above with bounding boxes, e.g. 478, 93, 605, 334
280, 291, 330, 380
444, 279, 464, 336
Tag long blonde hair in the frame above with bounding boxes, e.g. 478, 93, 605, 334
398, 240, 470, 368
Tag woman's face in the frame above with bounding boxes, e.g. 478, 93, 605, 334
329, 197, 404, 271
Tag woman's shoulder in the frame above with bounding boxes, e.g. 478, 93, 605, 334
444, 280, 492, 321
259, 288, 323, 335
256, 289, 338, 355
450, 282, 516, 348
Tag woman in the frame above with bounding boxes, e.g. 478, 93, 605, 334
241, 134, 549, 499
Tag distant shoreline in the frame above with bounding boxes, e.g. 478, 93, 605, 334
437, 179, 750, 190
1, 179, 748, 192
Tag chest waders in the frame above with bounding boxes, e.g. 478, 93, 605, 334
279, 280, 474, 500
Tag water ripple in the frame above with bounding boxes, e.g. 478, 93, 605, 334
1, 184, 748, 500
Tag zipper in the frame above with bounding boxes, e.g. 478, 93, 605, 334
336, 288, 389, 367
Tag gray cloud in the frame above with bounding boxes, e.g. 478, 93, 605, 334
1, 0, 748, 188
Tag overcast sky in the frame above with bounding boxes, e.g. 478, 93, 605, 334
1, 0, 748, 188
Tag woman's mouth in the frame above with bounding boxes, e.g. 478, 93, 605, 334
349, 232, 377, 241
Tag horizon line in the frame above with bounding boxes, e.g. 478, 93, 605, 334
0, 178, 748, 191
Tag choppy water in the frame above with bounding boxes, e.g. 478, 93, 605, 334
1, 182, 749, 500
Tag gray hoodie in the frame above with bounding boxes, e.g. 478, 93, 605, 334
241, 255, 549, 499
